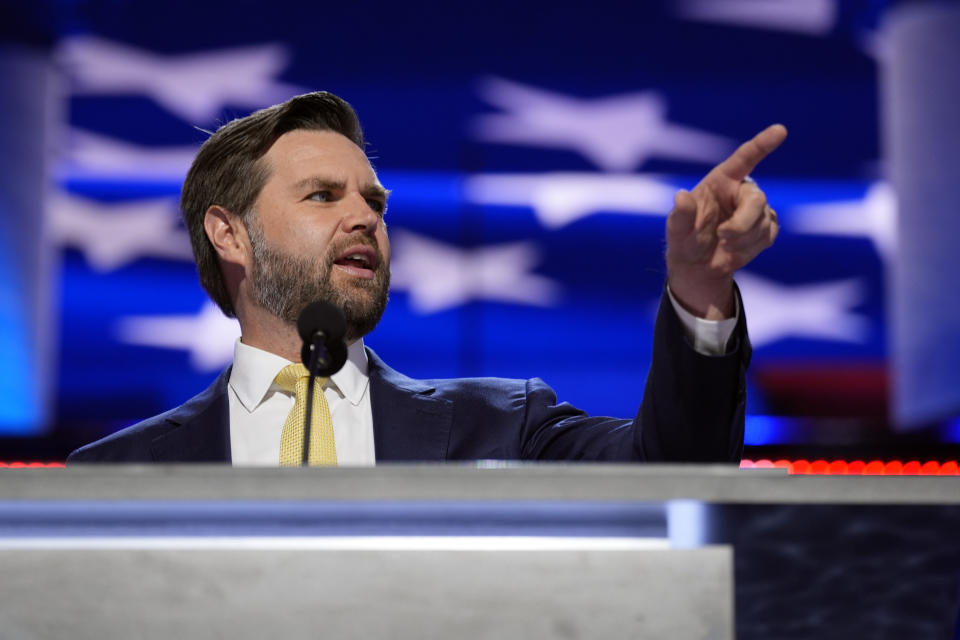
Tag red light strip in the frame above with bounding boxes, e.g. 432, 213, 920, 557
741, 459, 960, 475
0, 462, 66, 468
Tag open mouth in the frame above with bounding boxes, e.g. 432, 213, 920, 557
333, 245, 378, 279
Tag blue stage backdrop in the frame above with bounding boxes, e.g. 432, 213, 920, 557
3, 0, 954, 448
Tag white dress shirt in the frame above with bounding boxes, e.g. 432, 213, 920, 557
665, 286, 740, 356
227, 288, 739, 466
228, 338, 375, 466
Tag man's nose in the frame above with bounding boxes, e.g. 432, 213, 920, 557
340, 193, 380, 234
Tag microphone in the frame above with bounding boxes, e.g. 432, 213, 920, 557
295, 301, 348, 466
297, 301, 348, 377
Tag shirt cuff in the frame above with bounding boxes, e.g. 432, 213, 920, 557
665, 285, 739, 356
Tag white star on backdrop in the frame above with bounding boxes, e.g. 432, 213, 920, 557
389, 230, 562, 313
789, 182, 896, 263
49, 193, 194, 271
674, 0, 837, 36
465, 172, 677, 229
735, 271, 870, 347
57, 37, 305, 123
63, 129, 199, 180
115, 302, 240, 372
472, 77, 734, 172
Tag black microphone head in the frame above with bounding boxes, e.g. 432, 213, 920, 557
297, 301, 348, 376
309, 339, 348, 378
296, 301, 346, 344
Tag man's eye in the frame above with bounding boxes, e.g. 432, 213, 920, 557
367, 199, 387, 215
308, 191, 332, 202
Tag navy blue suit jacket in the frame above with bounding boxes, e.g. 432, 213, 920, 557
68, 291, 750, 464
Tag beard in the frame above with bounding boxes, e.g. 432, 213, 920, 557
246, 216, 389, 342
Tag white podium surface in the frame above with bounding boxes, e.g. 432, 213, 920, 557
1, 463, 956, 503
0, 464, 744, 640
0, 545, 732, 640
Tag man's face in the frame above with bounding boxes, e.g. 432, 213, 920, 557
244, 129, 391, 342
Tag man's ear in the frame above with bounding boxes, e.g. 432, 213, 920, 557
204, 205, 249, 266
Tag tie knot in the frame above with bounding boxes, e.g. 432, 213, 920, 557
274, 363, 310, 393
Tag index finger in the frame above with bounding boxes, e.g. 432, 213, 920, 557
715, 124, 788, 182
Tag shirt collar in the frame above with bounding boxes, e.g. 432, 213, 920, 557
331, 339, 370, 406
229, 338, 369, 412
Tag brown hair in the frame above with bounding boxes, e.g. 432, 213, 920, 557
180, 91, 365, 317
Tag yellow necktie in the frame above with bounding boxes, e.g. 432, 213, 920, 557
274, 363, 337, 466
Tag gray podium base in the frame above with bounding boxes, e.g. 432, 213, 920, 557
7, 464, 956, 636
0, 544, 732, 640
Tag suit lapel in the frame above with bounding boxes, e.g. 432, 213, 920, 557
149, 368, 232, 463
367, 349, 452, 462
143, 352, 452, 463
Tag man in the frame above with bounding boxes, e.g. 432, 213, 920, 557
68, 91, 785, 465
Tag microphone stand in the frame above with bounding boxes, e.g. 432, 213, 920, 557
302, 332, 330, 466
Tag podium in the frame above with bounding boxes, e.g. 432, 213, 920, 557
0, 465, 957, 638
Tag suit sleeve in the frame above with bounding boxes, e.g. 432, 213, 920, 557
637, 285, 750, 462
520, 285, 749, 463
